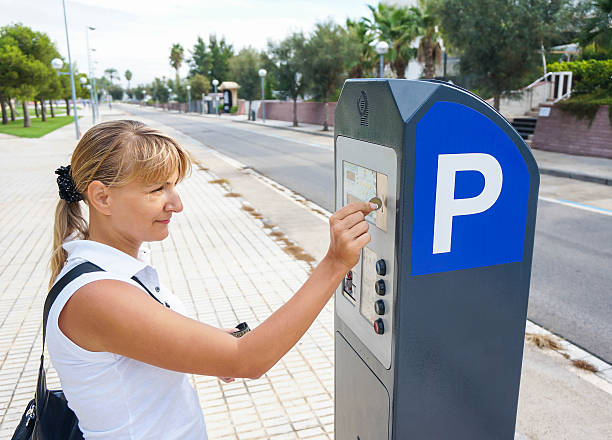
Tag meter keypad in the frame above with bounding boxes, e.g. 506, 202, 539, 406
374, 318, 385, 335
374, 300, 385, 315
375, 259, 386, 276
375, 280, 386, 296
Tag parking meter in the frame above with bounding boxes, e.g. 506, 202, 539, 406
334, 79, 539, 439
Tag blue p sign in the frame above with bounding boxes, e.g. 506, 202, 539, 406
411, 102, 530, 275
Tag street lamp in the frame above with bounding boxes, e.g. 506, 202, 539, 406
212, 79, 219, 116
258, 68, 267, 123
375, 41, 389, 78
80, 76, 95, 123
51, 57, 80, 139
85, 25, 99, 122
186, 84, 191, 113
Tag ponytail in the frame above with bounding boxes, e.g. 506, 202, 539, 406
49, 199, 88, 289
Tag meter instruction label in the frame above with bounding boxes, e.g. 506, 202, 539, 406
411, 101, 530, 275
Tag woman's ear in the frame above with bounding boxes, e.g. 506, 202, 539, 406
87, 181, 112, 216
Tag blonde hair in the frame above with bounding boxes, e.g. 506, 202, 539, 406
49, 120, 192, 288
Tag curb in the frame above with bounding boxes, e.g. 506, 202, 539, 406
233, 118, 334, 138
539, 167, 612, 186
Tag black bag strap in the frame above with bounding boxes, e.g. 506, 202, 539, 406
43, 262, 104, 348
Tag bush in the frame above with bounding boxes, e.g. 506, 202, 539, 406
230, 105, 238, 114
547, 60, 612, 95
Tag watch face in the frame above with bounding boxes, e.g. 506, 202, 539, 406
231, 322, 251, 338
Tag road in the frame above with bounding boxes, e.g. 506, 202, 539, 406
122, 107, 612, 363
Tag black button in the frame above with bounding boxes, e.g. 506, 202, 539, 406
376, 259, 386, 276
374, 318, 384, 335
155, 287, 160, 292
374, 300, 385, 315
375, 280, 385, 296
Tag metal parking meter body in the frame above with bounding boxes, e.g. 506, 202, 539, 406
334, 79, 539, 440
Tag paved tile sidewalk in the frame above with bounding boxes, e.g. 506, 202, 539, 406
0, 112, 335, 439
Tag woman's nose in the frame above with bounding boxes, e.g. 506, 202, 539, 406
167, 190, 183, 213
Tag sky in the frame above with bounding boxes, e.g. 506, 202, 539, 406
3, 0, 380, 87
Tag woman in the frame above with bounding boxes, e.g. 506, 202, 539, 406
47, 120, 374, 439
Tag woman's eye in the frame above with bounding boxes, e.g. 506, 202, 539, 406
151, 186, 164, 193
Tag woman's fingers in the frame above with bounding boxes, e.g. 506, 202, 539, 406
347, 219, 369, 239
330, 202, 375, 226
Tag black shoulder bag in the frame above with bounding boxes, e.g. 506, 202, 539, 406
12, 262, 165, 440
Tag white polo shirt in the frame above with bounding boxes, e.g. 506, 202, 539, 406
46, 240, 207, 440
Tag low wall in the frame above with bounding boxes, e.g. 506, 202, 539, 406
254, 101, 337, 126
531, 105, 612, 159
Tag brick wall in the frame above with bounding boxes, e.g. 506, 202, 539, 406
531, 105, 612, 159
255, 101, 337, 126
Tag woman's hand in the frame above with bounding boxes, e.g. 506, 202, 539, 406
325, 201, 377, 272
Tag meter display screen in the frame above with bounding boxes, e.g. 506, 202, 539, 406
343, 161, 388, 231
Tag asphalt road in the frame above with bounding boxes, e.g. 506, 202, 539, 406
123, 108, 612, 363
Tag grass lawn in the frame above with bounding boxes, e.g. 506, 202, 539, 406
13, 106, 79, 117
0, 115, 81, 138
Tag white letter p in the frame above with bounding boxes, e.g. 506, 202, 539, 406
433, 153, 503, 254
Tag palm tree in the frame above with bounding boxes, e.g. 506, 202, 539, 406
104, 68, 118, 83
125, 69, 132, 91
416, 0, 442, 79
169, 43, 184, 85
345, 18, 377, 78
365, 3, 421, 79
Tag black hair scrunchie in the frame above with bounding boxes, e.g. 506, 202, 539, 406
55, 165, 83, 203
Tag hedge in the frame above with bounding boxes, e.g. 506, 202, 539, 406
547, 60, 612, 95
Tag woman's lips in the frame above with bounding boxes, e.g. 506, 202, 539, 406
157, 219, 170, 224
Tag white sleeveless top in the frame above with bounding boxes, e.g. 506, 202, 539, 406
46, 240, 207, 440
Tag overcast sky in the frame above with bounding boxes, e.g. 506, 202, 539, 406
3, 0, 377, 87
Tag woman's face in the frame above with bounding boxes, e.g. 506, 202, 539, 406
108, 169, 183, 243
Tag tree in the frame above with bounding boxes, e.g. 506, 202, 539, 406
133, 85, 146, 101
365, 3, 421, 78
434, 0, 554, 109
578, 0, 612, 56
169, 43, 184, 85
189, 73, 211, 99
208, 35, 234, 82
151, 77, 170, 103
269, 32, 307, 126
229, 47, 260, 116
416, 0, 442, 78
188, 36, 211, 77
0, 24, 54, 127
302, 21, 357, 131
345, 18, 377, 79
104, 68, 118, 83
125, 69, 132, 90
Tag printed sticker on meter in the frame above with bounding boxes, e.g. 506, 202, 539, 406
411, 101, 530, 275
343, 161, 388, 232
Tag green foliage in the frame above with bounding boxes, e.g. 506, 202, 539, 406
578, 0, 612, 52
133, 85, 146, 100
547, 60, 612, 94
104, 68, 118, 83
230, 105, 238, 114
188, 36, 210, 77
169, 43, 184, 73
208, 35, 234, 82
151, 77, 170, 103
189, 73, 211, 98
556, 90, 612, 127
345, 18, 377, 78
229, 47, 261, 102
108, 84, 124, 100
269, 33, 307, 100
364, 3, 421, 78
434, 0, 555, 108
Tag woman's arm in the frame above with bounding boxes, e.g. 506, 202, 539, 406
59, 201, 374, 378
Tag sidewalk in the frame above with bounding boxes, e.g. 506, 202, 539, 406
0, 109, 610, 439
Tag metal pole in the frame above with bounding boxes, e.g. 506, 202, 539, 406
379, 54, 384, 78
261, 76, 266, 123
85, 27, 95, 124
187, 88, 191, 113
214, 84, 218, 116
62, 0, 80, 139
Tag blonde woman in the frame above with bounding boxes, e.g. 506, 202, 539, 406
46, 120, 374, 439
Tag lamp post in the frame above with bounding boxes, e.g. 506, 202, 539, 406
375, 41, 389, 79
85, 26, 98, 123
56, 0, 80, 139
258, 68, 267, 123
80, 76, 95, 123
186, 84, 191, 113
167, 88, 172, 111
212, 79, 219, 116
